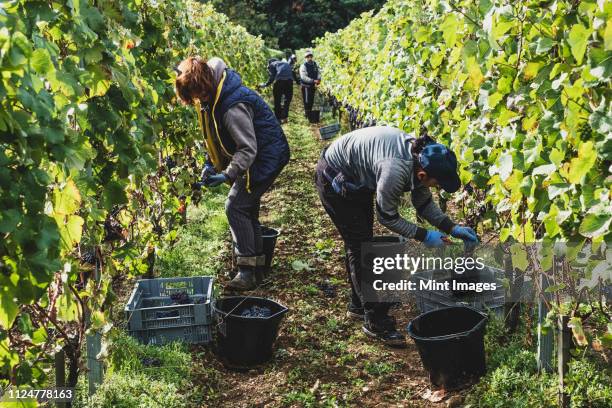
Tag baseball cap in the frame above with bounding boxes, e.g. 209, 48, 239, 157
418, 143, 461, 193
305, 50, 313, 57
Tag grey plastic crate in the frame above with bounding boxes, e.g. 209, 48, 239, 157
410, 266, 506, 317
125, 276, 214, 345
319, 123, 341, 140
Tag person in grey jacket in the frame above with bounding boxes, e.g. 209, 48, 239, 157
315, 126, 478, 346
299, 50, 321, 119
261, 58, 294, 123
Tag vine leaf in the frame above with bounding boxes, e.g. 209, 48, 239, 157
53, 180, 81, 215
567, 141, 597, 184
30, 48, 54, 74
510, 244, 528, 271
0, 281, 19, 329
568, 317, 588, 347
579, 212, 612, 239
567, 24, 591, 65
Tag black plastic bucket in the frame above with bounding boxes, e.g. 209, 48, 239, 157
229, 226, 279, 279
214, 296, 288, 368
407, 306, 487, 387
360, 235, 408, 304
370, 235, 406, 244
261, 226, 279, 275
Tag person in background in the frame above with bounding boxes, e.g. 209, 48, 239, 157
299, 50, 321, 119
288, 54, 300, 85
175, 56, 290, 291
260, 58, 294, 124
314, 126, 478, 346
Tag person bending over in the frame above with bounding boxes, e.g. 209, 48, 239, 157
315, 126, 478, 346
261, 58, 294, 123
175, 56, 290, 291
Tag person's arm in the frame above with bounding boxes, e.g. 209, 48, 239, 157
375, 159, 428, 241
262, 64, 276, 87
300, 64, 314, 84
292, 67, 300, 84
411, 184, 455, 234
315, 62, 321, 81
222, 103, 257, 181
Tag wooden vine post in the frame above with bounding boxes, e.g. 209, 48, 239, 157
86, 255, 104, 396
54, 350, 66, 408
558, 315, 571, 408
537, 273, 553, 373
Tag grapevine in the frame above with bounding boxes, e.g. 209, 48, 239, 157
312, 0, 612, 355
0, 0, 268, 388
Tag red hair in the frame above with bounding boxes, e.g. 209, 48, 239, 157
175, 57, 215, 105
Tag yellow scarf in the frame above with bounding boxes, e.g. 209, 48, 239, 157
195, 71, 231, 171
194, 71, 252, 192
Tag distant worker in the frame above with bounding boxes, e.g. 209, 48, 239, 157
299, 50, 321, 119
260, 58, 294, 124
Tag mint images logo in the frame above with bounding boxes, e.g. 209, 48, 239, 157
370, 277, 498, 293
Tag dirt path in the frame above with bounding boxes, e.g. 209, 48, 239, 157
188, 91, 455, 407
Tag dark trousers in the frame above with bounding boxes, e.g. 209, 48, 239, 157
273, 80, 293, 120
314, 157, 391, 323
301, 84, 315, 117
226, 174, 278, 258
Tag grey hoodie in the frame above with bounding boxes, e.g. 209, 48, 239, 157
324, 126, 455, 241
206, 58, 258, 181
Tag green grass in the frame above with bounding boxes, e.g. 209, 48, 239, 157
82, 188, 231, 405
156, 188, 229, 278
75, 331, 193, 408
464, 315, 612, 408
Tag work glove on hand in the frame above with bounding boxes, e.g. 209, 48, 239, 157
200, 161, 216, 182
451, 225, 479, 251
451, 226, 479, 242
331, 173, 360, 197
423, 230, 447, 248
202, 173, 227, 187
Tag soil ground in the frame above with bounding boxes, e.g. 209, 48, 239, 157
110, 90, 469, 407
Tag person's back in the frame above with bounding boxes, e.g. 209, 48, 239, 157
324, 126, 415, 190
270, 60, 293, 82
262, 60, 295, 122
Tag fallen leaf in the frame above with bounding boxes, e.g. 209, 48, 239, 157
422, 388, 447, 403
310, 379, 320, 393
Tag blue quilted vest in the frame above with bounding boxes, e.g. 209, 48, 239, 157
213, 69, 290, 187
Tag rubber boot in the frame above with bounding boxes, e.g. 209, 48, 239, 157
229, 241, 238, 279
226, 256, 257, 291
255, 254, 266, 284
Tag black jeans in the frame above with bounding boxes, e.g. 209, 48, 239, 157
226, 174, 278, 258
314, 156, 391, 323
273, 79, 293, 120
301, 84, 315, 117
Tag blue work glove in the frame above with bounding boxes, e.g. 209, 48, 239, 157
423, 230, 447, 248
202, 173, 228, 187
451, 225, 479, 251
200, 161, 216, 182
451, 226, 479, 242
331, 173, 360, 197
